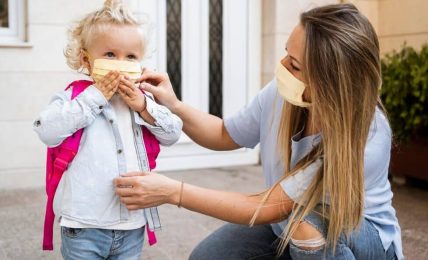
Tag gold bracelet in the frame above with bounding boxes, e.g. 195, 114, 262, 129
177, 181, 184, 208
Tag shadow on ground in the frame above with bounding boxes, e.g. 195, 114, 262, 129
0, 165, 426, 259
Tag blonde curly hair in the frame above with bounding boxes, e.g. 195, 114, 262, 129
64, 0, 148, 71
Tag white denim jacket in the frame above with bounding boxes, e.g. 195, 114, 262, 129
33, 84, 182, 231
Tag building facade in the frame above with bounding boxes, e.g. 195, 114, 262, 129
0, 0, 426, 189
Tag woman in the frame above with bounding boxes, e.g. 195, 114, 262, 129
114, 4, 402, 259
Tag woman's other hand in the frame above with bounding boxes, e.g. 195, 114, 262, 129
114, 172, 181, 210
136, 69, 181, 113
137, 69, 239, 151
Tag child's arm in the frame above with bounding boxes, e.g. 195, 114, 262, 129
135, 95, 183, 146
34, 72, 121, 147
118, 77, 183, 146
33, 85, 108, 147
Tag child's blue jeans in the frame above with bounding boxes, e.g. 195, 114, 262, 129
60, 226, 145, 260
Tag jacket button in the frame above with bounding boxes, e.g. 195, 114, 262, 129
99, 105, 104, 110
34, 120, 41, 127
117, 149, 122, 154
109, 119, 114, 124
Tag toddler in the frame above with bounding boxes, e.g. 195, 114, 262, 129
33, 0, 182, 259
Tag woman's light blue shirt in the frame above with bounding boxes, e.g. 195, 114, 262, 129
224, 80, 403, 259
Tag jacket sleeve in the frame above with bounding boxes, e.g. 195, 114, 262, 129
133, 95, 183, 146
33, 85, 108, 147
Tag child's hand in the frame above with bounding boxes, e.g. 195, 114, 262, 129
118, 76, 146, 113
94, 71, 121, 101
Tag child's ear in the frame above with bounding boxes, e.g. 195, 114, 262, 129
80, 50, 91, 72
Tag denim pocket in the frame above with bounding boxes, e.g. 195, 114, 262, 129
61, 227, 85, 238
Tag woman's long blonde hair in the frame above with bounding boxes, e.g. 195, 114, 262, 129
64, 0, 147, 71
253, 3, 383, 254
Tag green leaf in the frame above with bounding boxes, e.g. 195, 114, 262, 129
381, 43, 428, 143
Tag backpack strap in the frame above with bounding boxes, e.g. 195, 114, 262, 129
43, 80, 92, 250
146, 225, 157, 245
52, 81, 91, 176
139, 90, 161, 246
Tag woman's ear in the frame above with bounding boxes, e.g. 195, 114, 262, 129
303, 84, 312, 103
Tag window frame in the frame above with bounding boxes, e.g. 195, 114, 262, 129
0, 0, 27, 46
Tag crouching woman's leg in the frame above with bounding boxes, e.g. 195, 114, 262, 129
288, 207, 396, 260
189, 223, 291, 260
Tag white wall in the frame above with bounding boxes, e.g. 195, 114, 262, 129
0, 0, 106, 189
0, 0, 261, 190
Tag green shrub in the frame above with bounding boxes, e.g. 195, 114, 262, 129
381, 44, 428, 143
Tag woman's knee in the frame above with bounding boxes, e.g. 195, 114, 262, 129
188, 242, 209, 260
189, 230, 228, 260
290, 221, 326, 251
288, 221, 337, 259
190, 223, 279, 260
189, 224, 248, 260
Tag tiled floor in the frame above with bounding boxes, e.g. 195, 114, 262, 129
0, 165, 426, 259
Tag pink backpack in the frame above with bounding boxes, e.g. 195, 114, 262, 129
43, 80, 160, 250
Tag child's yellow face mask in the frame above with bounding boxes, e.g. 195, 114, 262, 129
91, 59, 142, 83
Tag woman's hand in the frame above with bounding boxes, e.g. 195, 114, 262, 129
114, 172, 181, 210
137, 69, 239, 150
118, 76, 146, 113
94, 71, 121, 101
114, 171, 293, 225
136, 69, 181, 113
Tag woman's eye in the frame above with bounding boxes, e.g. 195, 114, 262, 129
105, 52, 115, 58
291, 63, 300, 71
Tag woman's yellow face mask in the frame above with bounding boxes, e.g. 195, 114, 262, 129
275, 62, 311, 107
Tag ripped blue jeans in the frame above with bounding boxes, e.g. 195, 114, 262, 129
189, 209, 396, 260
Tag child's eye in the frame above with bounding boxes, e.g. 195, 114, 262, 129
104, 52, 115, 58
127, 54, 137, 60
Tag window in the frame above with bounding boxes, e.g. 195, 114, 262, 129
208, 0, 223, 118
0, 0, 9, 28
166, 0, 182, 100
0, 0, 27, 45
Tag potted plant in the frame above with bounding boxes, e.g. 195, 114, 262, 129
381, 44, 428, 182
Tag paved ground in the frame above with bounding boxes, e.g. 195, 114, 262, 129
0, 165, 427, 259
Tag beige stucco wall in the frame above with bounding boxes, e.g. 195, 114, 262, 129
261, 0, 338, 86
353, 0, 428, 55
262, 0, 428, 86
378, 0, 428, 55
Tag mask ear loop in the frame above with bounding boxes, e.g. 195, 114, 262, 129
79, 49, 92, 76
